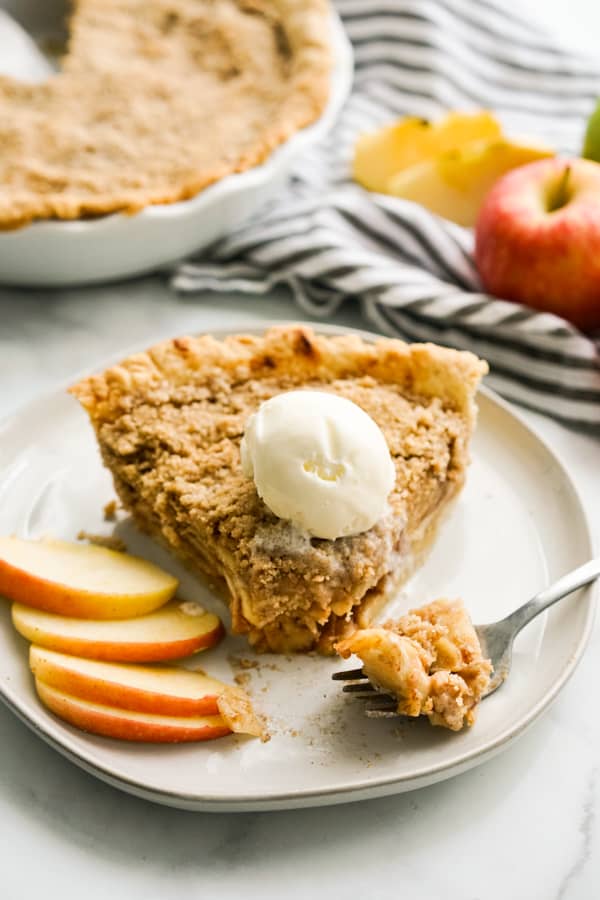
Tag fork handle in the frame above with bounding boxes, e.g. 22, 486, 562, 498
503, 558, 600, 634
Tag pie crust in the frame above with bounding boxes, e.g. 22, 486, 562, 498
336, 598, 492, 730
0, 0, 331, 229
71, 326, 487, 654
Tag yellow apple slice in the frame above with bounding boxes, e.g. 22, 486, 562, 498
387, 139, 554, 226
35, 678, 231, 743
0, 536, 177, 618
12, 599, 224, 662
29, 646, 266, 738
29, 645, 225, 715
353, 111, 503, 193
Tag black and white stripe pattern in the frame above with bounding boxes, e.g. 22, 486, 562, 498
173, 0, 600, 429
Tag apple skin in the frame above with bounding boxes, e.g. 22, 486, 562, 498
0, 537, 177, 619
35, 678, 231, 743
12, 600, 224, 662
30, 647, 265, 739
475, 157, 600, 332
29, 646, 224, 716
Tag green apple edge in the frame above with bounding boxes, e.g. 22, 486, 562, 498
582, 98, 600, 162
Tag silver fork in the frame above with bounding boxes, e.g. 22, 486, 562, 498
332, 559, 600, 718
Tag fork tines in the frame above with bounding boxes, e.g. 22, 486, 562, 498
334, 668, 376, 696
341, 681, 377, 694
364, 701, 398, 718
364, 692, 396, 707
331, 667, 367, 681
333, 667, 399, 717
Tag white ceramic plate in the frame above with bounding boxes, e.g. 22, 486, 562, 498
0, 323, 595, 811
0, 11, 352, 287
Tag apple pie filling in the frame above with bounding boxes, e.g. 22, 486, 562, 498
336, 598, 493, 730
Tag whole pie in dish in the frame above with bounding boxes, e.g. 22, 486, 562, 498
336, 598, 493, 730
71, 326, 487, 654
0, 0, 332, 229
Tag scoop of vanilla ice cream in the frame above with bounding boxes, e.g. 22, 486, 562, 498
240, 390, 396, 540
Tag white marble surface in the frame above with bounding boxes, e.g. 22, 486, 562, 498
0, 278, 598, 900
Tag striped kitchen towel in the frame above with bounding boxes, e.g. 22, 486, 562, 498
173, 0, 600, 429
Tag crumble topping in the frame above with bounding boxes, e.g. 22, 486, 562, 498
0, 0, 331, 228
76, 530, 127, 553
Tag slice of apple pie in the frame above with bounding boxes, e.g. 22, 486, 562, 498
336, 598, 492, 730
71, 326, 487, 654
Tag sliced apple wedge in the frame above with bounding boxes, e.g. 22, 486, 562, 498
387, 139, 554, 226
12, 599, 223, 662
29, 646, 266, 738
353, 111, 503, 193
29, 646, 224, 715
0, 536, 177, 618
35, 678, 231, 742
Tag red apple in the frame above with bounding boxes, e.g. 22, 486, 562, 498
29, 646, 224, 716
35, 678, 231, 743
12, 599, 224, 662
475, 157, 600, 331
30, 647, 266, 740
0, 536, 177, 618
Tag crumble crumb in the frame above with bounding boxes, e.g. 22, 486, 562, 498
178, 601, 207, 617
103, 499, 118, 521
228, 655, 260, 671
77, 530, 126, 553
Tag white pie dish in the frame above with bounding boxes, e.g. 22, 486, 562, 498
0, 12, 352, 287
0, 321, 595, 812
